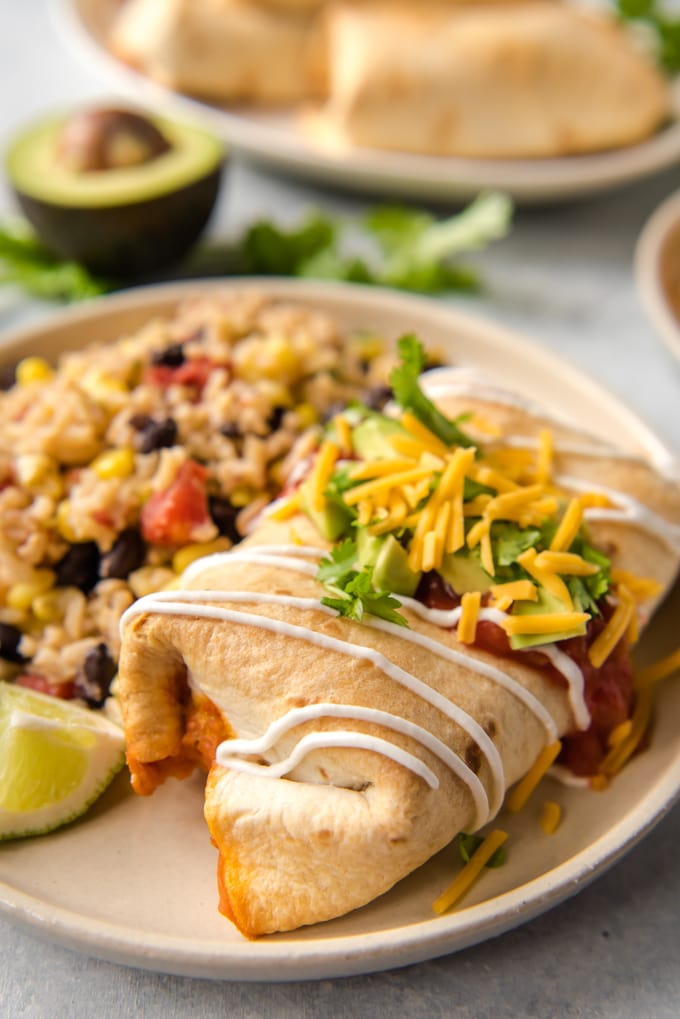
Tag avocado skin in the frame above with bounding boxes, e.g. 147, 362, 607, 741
12, 166, 222, 277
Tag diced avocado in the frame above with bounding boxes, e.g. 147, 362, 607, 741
509, 587, 587, 649
351, 415, 405, 461
439, 551, 493, 595
299, 476, 353, 542
357, 531, 421, 596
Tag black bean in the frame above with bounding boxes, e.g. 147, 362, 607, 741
151, 343, 185, 367
209, 496, 240, 544
100, 528, 146, 580
220, 422, 242, 439
363, 384, 393, 411
0, 363, 17, 391
55, 542, 101, 593
74, 643, 116, 707
266, 406, 287, 431
137, 417, 178, 453
129, 412, 153, 432
321, 400, 348, 424
0, 622, 26, 664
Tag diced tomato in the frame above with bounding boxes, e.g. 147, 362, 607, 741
92, 508, 114, 527
144, 357, 216, 393
140, 460, 211, 546
15, 673, 76, 700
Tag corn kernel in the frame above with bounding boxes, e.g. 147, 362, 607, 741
92, 447, 135, 480
352, 334, 384, 362
82, 371, 129, 400
259, 335, 299, 379
56, 500, 77, 541
16, 357, 53, 385
172, 538, 230, 574
294, 402, 318, 428
32, 589, 69, 623
230, 486, 255, 508
15, 453, 55, 488
6, 569, 56, 611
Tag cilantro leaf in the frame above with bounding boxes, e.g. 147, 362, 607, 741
390, 335, 475, 448
317, 547, 409, 627
458, 832, 506, 868
615, 0, 680, 73
492, 523, 542, 567
0, 223, 109, 302
316, 539, 358, 587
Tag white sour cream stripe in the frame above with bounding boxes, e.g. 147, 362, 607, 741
216, 702, 490, 827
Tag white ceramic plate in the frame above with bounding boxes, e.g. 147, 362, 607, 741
54, 0, 680, 205
635, 187, 680, 365
0, 279, 679, 981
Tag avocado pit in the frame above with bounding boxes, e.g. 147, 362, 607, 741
5, 106, 225, 277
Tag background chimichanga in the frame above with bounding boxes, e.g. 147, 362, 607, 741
109, 0, 670, 157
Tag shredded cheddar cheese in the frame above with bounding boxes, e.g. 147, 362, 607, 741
535, 429, 554, 485
516, 548, 573, 609
540, 801, 562, 835
489, 580, 538, 603
268, 491, 302, 521
503, 612, 588, 636
310, 440, 339, 512
533, 551, 600, 576
636, 646, 680, 687
457, 591, 481, 644
506, 741, 562, 812
432, 829, 509, 914
549, 498, 582, 552
588, 585, 636, 669
332, 414, 353, 456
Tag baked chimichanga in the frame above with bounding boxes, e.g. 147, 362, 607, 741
110, 0, 320, 104
117, 338, 680, 936
305, 1, 671, 158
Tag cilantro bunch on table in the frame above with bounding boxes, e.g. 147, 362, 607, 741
0, 222, 107, 302
236, 191, 512, 294
615, 0, 680, 73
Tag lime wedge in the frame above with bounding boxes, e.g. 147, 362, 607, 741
0, 681, 125, 840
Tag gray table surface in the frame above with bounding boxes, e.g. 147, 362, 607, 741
1, 3, 680, 1017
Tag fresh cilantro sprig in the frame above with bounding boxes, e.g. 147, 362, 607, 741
223, 191, 512, 295
458, 832, 506, 868
615, 0, 680, 74
317, 539, 410, 627
0, 223, 108, 302
390, 335, 476, 448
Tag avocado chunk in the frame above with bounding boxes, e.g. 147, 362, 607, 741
357, 531, 421, 596
439, 551, 493, 595
352, 414, 405, 460
509, 587, 587, 649
5, 107, 224, 276
299, 476, 353, 542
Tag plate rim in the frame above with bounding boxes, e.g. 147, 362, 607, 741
635, 186, 680, 366
1, 276, 679, 981
53, 0, 680, 204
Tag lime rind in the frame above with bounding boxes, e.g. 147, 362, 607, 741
0, 681, 126, 840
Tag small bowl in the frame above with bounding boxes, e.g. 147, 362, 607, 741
635, 187, 680, 366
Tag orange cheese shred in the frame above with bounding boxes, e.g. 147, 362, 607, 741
432, 829, 509, 915
506, 741, 563, 812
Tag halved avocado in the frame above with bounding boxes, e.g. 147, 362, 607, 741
5, 107, 225, 276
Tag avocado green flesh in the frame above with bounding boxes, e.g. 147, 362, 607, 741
352, 415, 405, 460
439, 552, 493, 595
509, 587, 587, 649
300, 478, 353, 542
6, 115, 224, 207
357, 532, 421, 597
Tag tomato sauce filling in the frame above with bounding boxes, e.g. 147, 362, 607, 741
416, 571, 635, 776
127, 689, 231, 796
